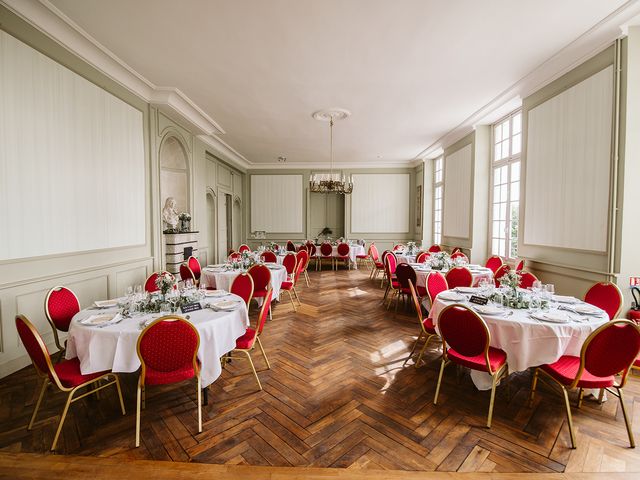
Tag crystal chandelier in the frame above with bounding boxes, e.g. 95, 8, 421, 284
309, 109, 353, 194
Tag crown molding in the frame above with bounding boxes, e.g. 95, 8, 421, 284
197, 134, 251, 172
245, 161, 417, 170
416, 0, 640, 160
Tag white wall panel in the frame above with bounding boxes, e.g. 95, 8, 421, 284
351, 173, 410, 233
443, 144, 472, 239
0, 31, 146, 260
524, 66, 613, 252
250, 175, 303, 233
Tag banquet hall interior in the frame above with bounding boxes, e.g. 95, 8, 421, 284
2, 1, 640, 478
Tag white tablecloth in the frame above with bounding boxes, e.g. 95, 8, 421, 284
396, 254, 417, 264
426, 289, 608, 390
201, 265, 287, 302
66, 294, 249, 387
415, 265, 493, 288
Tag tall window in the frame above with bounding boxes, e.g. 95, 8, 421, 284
433, 156, 443, 245
491, 111, 521, 259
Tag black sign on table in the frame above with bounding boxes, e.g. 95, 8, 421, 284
181, 302, 203, 313
469, 295, 489, 306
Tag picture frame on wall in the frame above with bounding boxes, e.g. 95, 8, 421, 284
416, 185, 422, 228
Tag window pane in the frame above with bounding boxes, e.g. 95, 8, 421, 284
494, 185, 501, 203
511, 162, 520, 181
499, 239, 506, 256
499, 202, 507, 221
512, 113, 521, 134
500, 184, 508, 202
494, 142, 502, 161
511, 181, 520, 202
501, 139, 509, 159
512, 133, 521, 155
495, 125, 503, 142
502, 121, 510, 140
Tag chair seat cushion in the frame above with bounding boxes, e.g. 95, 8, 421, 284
253, 289, 268, 298
391, 281, 401, 289
401, 286, 428, 297
447, 346, 507, 373
53, 358, 109, 388
423, 317, 437, 335
144, 363, 197, 385
375, 262, 384, 268
356, 254, 369, 259
541, 355, 615, 389
281, 281, 293, 290
235, 328, 256, 350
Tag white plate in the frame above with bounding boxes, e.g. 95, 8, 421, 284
553, 295, 578, 304
573, 304, 601, 315
80, 313, 119, 326
205, 290, 227, 297
438, 291, 465, 302
93, 300, 118, 308
532, 311, 571, 323
473, 305, 504, 316
212, 300, 239, 310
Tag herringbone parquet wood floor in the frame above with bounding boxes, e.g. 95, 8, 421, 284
1, 267, 639, 473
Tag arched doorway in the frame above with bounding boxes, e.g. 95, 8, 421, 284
159, 135, 190, 218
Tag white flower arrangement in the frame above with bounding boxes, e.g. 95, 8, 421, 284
498, 270, 521, 291
428, 251, 451, 270
155, 271, 175, 297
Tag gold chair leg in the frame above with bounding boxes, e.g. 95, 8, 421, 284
598, 388, 605, 404
256, 337, 271, 369
135, 380, 142, 447
404, 331, 424, 366
617, 387, 635, 448
28, 379, 48, 430
287, 290, 297, 312
51, 390, 74, 451
487, 372, 499, 428
304, 270, 310, 287
561, 386, 577, 449
293, 286, 302, 306
529, 368, 539, 407
433, 359, 447, 405
414, 335, 433, 369
576, 388, 584, 409
243, 351, 262, 391
114, 375, 126, 415
196, 375, 202, 433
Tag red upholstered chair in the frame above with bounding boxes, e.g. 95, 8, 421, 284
261, 250, 277, 263
228, 252, 241, 261
518, 271, 538, 290
485, 255, 504, 274
393, 244, 405, 252
434, 305, 508, 428
530, 320, 640, 448
584, 282, 623, 320
307, 242, 318, 270
416, 251, 430, 264
297, 244, 307, 252
230, 272, 254, 307
336, 242, 351, 270
296, 249, 311, 287
383, 253, 400, 308
493, 264, 511, 287
281, 257, 305, 311
426, 271, 448, 312
405, 280, 440, 368
238, 244, 251, 253
228, 249, 237, 256
515, 259, 524, 272
369, 244, 385, 281
446, 267, 473, 289
228, 289, 273, 390
451, 247, 462, 254
136, 316, 201, 447
394, 264, 427, 313
282, 252, 297, 281
286, 240, 296, 252
318, 242, 334, 271
248, 264, 272, 319
144, 271, 175, 293
44, 286, 80, 358
428, 244, 442, 253
379, 250, 394, 287
16, 315, 125, 451
179, 263, 197, 287
450, 251, 469, 263
187, 256, 201, 282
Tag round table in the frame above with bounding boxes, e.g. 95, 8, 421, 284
426, 288, 608, 390
396, 253, 417, 264
66, 294, 249, 387
201, 264, 287, 302
414, 265, 494, 288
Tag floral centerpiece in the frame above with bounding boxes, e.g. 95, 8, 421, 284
406, 241, 417, 255
155, 271, 175, 300
429, 251, 452, 270
231, 251, 256, 270
490, 270, 546, 309
178, 212, 191, 232
267, 241, 278, 251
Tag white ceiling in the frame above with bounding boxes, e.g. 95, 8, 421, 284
47, 0, 630, 167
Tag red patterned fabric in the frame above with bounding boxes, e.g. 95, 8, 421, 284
450, 251, 468, 262
493, 264, 511, 287
396, 263, 417, 290
236, 327, 257, 349
519, 272, 538, 289
54, 358, 108, 388
281, 281, 293, 290
585, 283, 623, 320
261, 251, 277, 263
439, 306, 488, 358
447, 347, 507, 373
337, 243, 350, 257
485, 255, 503, 274
248, 265, 271, 297
144, 273, 160, 293
583, 322, 640, 377
306, 242, 317, 257
16, 316, 53, 376
515, 259, 524, 272
416, 252, 430, 264
179, 264, 196, 284
187, 256, 201, 281
541, 356, 614, 388
296, 250, 309, 272
384, 253, 397, 282
231, 273, 254, 306
286, 241, 296, 252
369, 244, 379, 262
238, 244, 251, 253
446, 267, 473, 289
282, 253, 297, 277
46, 287, 80, 332
428, 244, 442, 253
426, 272, 448, 305
423, 317, 436, 334
320, 243, 333, 257
138, 319, 199, 386
228, 252, 241, 261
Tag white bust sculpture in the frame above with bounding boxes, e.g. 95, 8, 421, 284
162, 197, 179, 231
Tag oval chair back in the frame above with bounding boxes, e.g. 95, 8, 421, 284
282, 252, 298, 279
187, 256, 201, 281
380, 250, 392, 266
515, 259, 524, 272
428, 244, 442, 253
519, 271, 538, 289
395, 263, 417, 290
337, 242, 350, 257
230, 272, 254, 307
293, 254, 306, 284
438, 305, 493, 371
585, 282, 623, 320
297, 244, 307, 252
16, 315, 57, 383
426, 272, 448, 306
261, 251, 277, 263
384, 252, 397, 279
392, 244, 405, 252
256, 289, 274, 335
493, 264, 511, 287
286, 240, 296, 252
320, 243, 333, 257
179, 263, 196, 285
450, 251, 469, 263
238, 244, 251, 253
451, 247, 462, 254
248, 264, 272, 293
485, 255, 503, 274
369, 243, 379, 262
308, 243, 317, 257
446, 267, 473, 289
416, 251, 430, 263
270, 244, 280, 251
296, 249, 309, 273
228, 252, 241, 261
580, 320, 640, 387
45, 286, 80, 335
144, 272, 160, 293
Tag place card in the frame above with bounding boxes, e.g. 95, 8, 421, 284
181, 302, 203, 313
469, 295, 489, 305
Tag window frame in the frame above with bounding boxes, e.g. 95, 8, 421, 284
432, 156, 444, 246
489, 109, 522, 260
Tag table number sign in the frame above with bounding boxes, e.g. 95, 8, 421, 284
181, 302, 203, 313
469, 295, 489, 306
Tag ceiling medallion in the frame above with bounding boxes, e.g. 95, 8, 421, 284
309, 108, 353, 195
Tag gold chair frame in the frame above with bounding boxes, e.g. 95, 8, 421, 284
404, 280, 440, 368
584, 281, 624, 319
